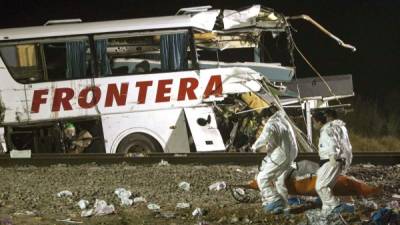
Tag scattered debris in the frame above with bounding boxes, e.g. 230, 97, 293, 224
371, 208, 399, 225
56, 218, 83, 224
176, 202, 190, 209
178, 181, 191, 191
305, 209, 345, 225
133, 196, 147, 203
192, 208, 205, 217
57, 190, 73, 197
147, 203, 161, 211
77, 200, 89, 210
209, 181, 227, 191
114, 188, 133, 206
158, 160, 169, 166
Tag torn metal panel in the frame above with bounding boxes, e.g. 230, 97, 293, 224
184, 107, 225, 152
286, 74, 354, 98
190, 10, 220, 31
198, 61, 294, 82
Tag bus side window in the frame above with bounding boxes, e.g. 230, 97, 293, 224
44, 40, 92, 81
0, 44, 44, 83
95, 31, 192, 77
0, 38, 92, 83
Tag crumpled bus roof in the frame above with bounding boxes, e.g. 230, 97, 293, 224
0, 5, 286, 41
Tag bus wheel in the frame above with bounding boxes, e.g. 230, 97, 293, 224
116, 133, 162, 153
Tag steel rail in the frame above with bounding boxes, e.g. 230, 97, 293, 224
0, 152, 399, 167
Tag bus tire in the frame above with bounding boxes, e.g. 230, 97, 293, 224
116, 133, 162, 153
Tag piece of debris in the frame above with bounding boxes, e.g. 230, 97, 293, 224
80, 209, 94, 218
160, 211, 176, 219
209, 181, 227, 191
198, 221, 210, 225
392, 194, 400, 199
305, 209, 345, 225
56, 218, 83, 224
147, 203, 161, 211
360, 199, 378, 210
133, 196, 147, 203
77, 200, 89, 210
158, 160, 169, 166
387, 200, 400, 210
176, 202, 190, 209
178, 181, 191, 191
362, 164, 375, 168
13, 210, 38, 216
235, 168, 244, 173
93, 199, 115, 216
57, 190, 73, 197
81, 199, 115, 217
192, 208, 205, 217
230, 215, 239, 223
114, 188, 133, 206
10, 149, 31, 158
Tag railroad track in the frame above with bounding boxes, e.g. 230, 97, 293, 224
0, 152, 399, 167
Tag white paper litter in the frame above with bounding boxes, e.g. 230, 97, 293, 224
57, 190, 73, 197
176, 202, 190, 209
178, 181, 191, 191
114, 188, 133, 206
208, 181, 227, 191
147, 203, 161, 211
77, 200, 89, 210
133, 196, 147, 203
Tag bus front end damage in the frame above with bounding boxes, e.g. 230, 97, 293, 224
187, 4, 356, 153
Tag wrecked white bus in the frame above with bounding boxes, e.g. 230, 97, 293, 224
0, 5, 354, 154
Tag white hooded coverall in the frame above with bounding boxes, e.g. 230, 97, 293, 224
316, 119, 353, 214
251, 110, 298, 206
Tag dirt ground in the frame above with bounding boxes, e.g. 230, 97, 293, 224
0, 162, 399, 225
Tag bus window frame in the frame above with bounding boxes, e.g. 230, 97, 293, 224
0, 27, 200, 84
93, 28, 199, 77
0, 35, 93, 84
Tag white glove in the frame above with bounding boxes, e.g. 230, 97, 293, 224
329, 155, 338, 167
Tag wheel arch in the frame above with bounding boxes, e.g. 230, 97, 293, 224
110, 127, 166, 153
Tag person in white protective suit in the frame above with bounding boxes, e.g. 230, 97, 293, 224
312, 110, 354, 215
251, 106, 298, 214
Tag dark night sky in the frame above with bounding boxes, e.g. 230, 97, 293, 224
1, 0, 399, 100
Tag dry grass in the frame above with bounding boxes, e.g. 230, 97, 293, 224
349, 131, 400, 151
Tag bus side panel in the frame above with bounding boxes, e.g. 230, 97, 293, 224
93, 71, 203, 114
0, 58, 29, 124
25, 79, 98, 121
101, 108, 190, 153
